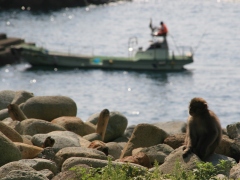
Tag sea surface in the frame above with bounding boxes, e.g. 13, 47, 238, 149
0, 0, 240, 128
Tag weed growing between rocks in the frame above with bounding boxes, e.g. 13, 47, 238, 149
69, 159, 234, 180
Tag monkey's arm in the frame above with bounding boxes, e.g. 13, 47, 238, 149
183, 121, 197, 157
196, 126, 218, 159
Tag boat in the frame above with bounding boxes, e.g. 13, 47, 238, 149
12, 36, 194, 71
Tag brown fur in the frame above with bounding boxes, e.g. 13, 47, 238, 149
183, 97, 222, 160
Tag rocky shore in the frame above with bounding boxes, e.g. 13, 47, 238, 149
0, 0, 128, 10
0, 89, 240, 179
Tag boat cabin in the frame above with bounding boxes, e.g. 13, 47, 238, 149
134, 37, 169, 61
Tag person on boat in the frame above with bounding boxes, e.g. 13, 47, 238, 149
157, 21, 168, 36
149, 19, 168, 37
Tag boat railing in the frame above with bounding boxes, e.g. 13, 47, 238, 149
128, 36, 138, 58
170, 46, 193, 60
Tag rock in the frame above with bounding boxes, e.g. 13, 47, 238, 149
230, 163, 240, 179
133, 144, 174, 165
87, 111, 128, 142
18, 158, 58, 175
123, 125, 136, 138
0, 132, 22, 166
205, 154, 236, 176
0, 90, 34, 120
120, 123, 169, 158
227, 122, 240, 139
52, 170, 78, 180
51, 116, 91, 136
0, 121, 23, 142
215, 135, 240, 162
37, 147, 56, 161
11, 90, 34, 105
20, 96, 77, 121
153, 121, 187, 135
32, 131, 81, 152
8, 103, 27, 121
83, 121, 96, 134
159, 146, 200, 174
18, 118, 66, 135
0, 161, 36, 179
78, 136, 91, 147
0, 90, 15, 110
61, 157, 147, 172
88, 140, 109, 156
1, 170, 48, 180
0, 0, 87, 10
112, 136, 129, 149
22, 136, 33, 145
215, 174, 228, 180
56, 147, 107, 168
83, 132, 102, 141
0, 109, 9, 120
163, 133, 185, 149
118, 152, 152, 168
1, 118, 21, 131
38, 169, 54, 179
14, 142, 43, 159
106, 142, 122, 160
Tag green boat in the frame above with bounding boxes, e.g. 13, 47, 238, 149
13, 36, 193, 71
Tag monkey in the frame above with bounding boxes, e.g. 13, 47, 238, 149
182, 97, 222, 161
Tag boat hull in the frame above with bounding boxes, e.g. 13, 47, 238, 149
20, 51, 193, 71
15, 44, 193, 71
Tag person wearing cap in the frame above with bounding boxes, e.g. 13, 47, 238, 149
157, 21, 168, 36
149, 20, 168, 37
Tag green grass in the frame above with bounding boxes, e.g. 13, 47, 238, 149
69, 158, 235, 180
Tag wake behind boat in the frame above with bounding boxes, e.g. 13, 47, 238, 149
12, 35, 194, 71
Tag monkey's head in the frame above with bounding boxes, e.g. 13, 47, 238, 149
189, 97, 208, 116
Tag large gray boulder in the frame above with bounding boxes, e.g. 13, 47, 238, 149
87, 111, 128, 142
17, 118, 66, 135
32, 131, 81, 152
0, 90, 34, 120
227, 122, 240, 139
120, 123, 169, 158
133, 144, 174, 165
230, 163, 240, 179
51, 116, 94, 136
0, 132, 22, 166
0, 121, 23, 142
56, 147, 108, 168
153, 120, 187, 135
19, 158, 58, 175
1, 170, 48, 180
20, 96, 77, 121
0, 109, 9, 120
158, 146, 200, 174
0, 90, 15, 110
106, 142, 123, 160
11, 90, 34, 105
0, 161, 36, 179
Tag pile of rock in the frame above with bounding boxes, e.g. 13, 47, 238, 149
0, 33, 25, 66
0, 89, 240, 179
0, 0, 128, 10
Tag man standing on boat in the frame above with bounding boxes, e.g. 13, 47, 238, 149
149, 19, 168, 37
